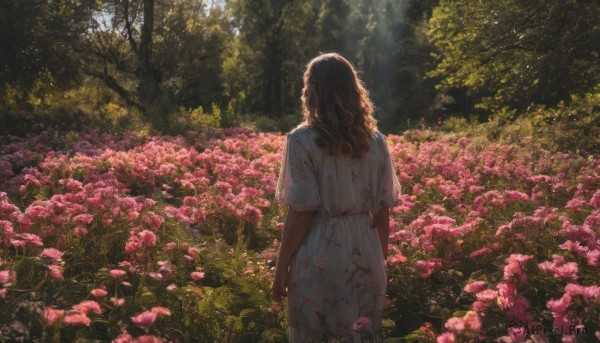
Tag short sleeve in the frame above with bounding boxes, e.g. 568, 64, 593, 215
377, 132, 402, 211
275, 132, 321, 212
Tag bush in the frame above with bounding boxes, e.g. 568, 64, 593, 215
438, 85, 600, 156
528, 85, 600, 155
238, 113, 302, 133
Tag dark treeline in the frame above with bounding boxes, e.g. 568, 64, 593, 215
1, 0, 598, 133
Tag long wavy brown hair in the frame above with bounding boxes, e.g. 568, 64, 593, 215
301, 52, 378, 159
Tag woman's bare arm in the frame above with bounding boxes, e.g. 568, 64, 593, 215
272, 207, 315, 301
372, 206, 390, 259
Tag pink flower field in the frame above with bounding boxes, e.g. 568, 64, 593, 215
0, 128, 598, 342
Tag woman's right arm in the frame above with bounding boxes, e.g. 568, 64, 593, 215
372, 205, 390, 259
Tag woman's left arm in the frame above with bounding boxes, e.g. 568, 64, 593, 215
272, 207, 315, 302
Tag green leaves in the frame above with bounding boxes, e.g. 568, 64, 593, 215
426, 0, 600, 116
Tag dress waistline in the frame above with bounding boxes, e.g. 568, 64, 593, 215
314, 211, 372, 222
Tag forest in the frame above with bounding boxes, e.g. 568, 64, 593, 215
1, 0, 597, 135
0, 0, 599, 342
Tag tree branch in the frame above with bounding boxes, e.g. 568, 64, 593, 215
121, 0, 139, 55
82, 67, 144, 110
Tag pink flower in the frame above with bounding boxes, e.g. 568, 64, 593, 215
505, 190, 529, 202
469, 246, 492, 259
352, 316, 371, 332
463, 281, 486, 293
538, 261, 555, 272
130, 310, 157, 328
110, 269, 126, 279
590, 190, 600, 209
414, 260, 433, 278
91, 288, 107, 298
497, 283, 517, 309
242, 204, 261, 225
147, 272, 163, 280
125, 240, 141, 253
110, 297, 126, 307
503, 256, 530, 283
135, 336, 164, 343
565, 197, 586, 212
166, 284, 177, 292
112, 330, 134, 343
39, 248, 63, 260
553, 262, 578, 281
166, 242, 177, 248
0, 270, 11, 284
387, 253, 407, 264
72, 300, 102, 315
444, 317, 464, 332
586, 249, 599, 266
547, 294, 571, 317
559, 240, 589, 257
74, 226, 88, 236
436, 332, 455, 343
138, 230, 156, 246
43, 307, 65, 325
121, 197, 137, 209
11, 233, 43, 247
475, 289, 498, 303
506, 254, 533, 264
72, 213, 94, 224
553, 254, 565, 264
582, 285, 600, 303
48, 265, 64, 281
564, 283, 585, 296
63, 312, 91, 326
184, 255, 194, 262
151, 306, 171, 318
190, 271, 205, 281
472, 300, 488, 312
462, 311, 481, 332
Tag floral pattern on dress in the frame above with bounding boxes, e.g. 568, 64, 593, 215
275, 124, 402, 342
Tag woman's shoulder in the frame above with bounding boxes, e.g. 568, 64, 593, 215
372, 129, 386, 142
372, 130, 390, 153
287, 123, 315, 139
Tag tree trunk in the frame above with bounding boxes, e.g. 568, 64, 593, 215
138, 0, 160, 110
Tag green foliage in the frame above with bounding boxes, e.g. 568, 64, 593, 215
528, 84, 600, 155
239, 113, 302, 134
174, 105, 222, 131
223, 97, 243, 128
439, 85, 600, 156
0, 0, 97, 105
223, 0, 440, 127
426, 0, 600, 114
152, 2, 233, 111
176, 244, 284, 342
224, 0, 319, 116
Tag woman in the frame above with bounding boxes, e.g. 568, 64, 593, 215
273, 52, 402, 342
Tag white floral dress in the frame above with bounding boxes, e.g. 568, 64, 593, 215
275, 124, 402, 342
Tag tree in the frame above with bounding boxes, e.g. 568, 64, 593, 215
225, 0, 320, 117
83, 0, 233, 118
426, 0, 600, 119
0, 0, 97, 107
83, 0, 160, 111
